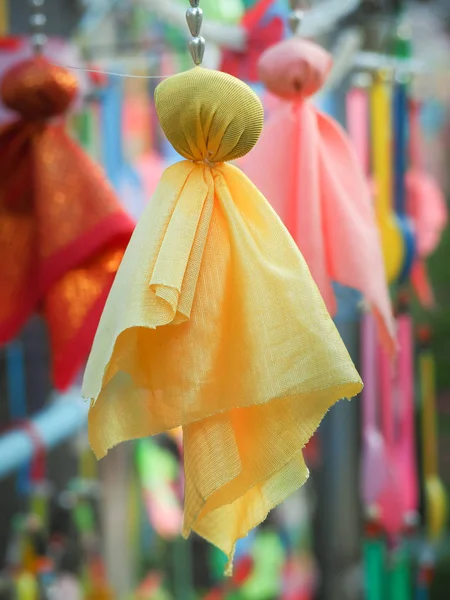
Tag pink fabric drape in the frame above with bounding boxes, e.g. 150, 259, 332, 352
240, 38, 395, 353
407, 100, 448, 307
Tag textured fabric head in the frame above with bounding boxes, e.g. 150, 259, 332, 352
0, 57, 134, 390
1, 57, 78, 120
83, 67, 362, 573
155, 67, 263, 163
258, 38, 332, 100
240, 41, 395, 353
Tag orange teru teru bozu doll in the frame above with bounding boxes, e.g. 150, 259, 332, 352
0, 57, 134, 390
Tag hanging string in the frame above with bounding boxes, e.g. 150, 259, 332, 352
51, 55, 421, 82
50, 63, 174, 79
50, 1, 207, 78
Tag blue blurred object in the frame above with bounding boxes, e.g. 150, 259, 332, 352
119, 163, 147, 220
240, 0, 289, 25
393, 81, 416, 282
100, 76, 144, 210
6, 343, 27, 423
333, 284, 361, 324
234, 530, 257, 560
249, 82, 266, 97
421, 99, 446, 137
5, 341, 30, 495
314, 91, 337, 117
0, 391, 89, 481
162, 137, 184, 166
101, 77, 124, 191
415, 587, 429, 600
100, 76, 144, 218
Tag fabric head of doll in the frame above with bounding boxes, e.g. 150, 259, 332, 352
155, 67, 264, 163
1, 57, 78, 120
258, 38, 332, 101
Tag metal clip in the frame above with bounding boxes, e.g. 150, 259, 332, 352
288, 0, 309, 36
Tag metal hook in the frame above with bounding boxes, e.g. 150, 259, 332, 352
288, 0, 310, 36
186, 0, 205, 66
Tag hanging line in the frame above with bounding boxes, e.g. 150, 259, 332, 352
50, 63, 174, 80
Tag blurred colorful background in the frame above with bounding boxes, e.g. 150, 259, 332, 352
0, 1, 450, 599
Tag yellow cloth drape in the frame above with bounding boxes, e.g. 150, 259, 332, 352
83, 67, 362, 571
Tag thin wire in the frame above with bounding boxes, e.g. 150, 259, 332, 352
50, 62, 174, 80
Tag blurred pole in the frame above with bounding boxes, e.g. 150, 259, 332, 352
8, 0, 81, 37
0, 393, 88, 481
100, 443, 137, 597
312, 66, 364, 599
314, 316, 363, 600
173, 536, 194, 600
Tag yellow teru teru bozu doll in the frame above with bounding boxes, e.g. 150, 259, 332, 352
82, 60, 362, 574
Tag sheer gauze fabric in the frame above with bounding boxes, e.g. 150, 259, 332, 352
83, 67, 363, 572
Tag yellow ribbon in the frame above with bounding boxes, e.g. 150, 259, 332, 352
419, 349, 448, 541
0, 0, 8, 38
371, 72, 404, 284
